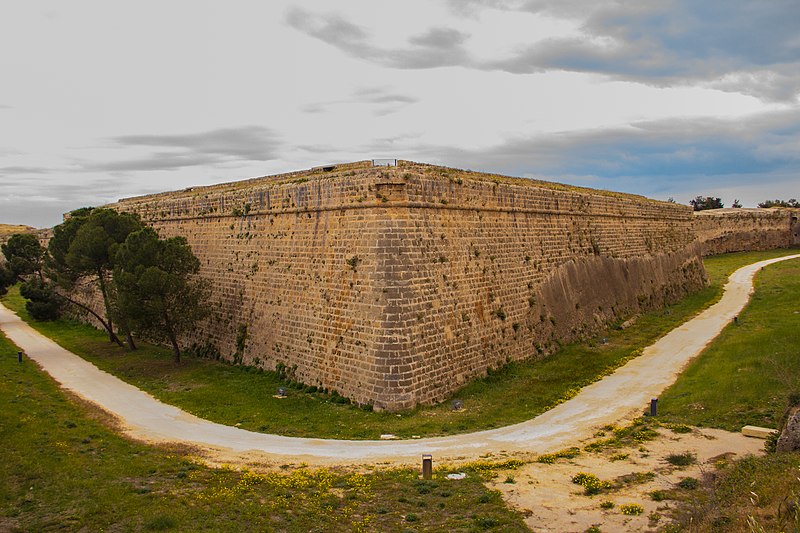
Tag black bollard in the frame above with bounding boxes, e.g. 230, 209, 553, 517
422, 454, 433, 480
650, 398, 658, 417
18, 351, 22, 363
734, 315, 739, 325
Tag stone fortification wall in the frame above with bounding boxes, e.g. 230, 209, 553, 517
108, 161, 705, 410
693, 208, 800, 256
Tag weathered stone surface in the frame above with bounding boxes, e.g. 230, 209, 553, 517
777, 406, 800, 452
66, 160, 795, 411
693, 207, 800, 256
89, 161, 707, 410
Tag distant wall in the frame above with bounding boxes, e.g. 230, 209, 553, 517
693, 208, 800, 256
107, 162, 706, 410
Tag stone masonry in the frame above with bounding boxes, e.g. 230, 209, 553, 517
104, 161, 713, 411
693, 207, 800, 256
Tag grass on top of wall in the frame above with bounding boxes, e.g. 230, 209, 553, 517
1, 249, 796, 440
0, 329, 528, 532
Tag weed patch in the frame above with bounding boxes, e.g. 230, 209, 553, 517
665, 452, 697, 468
536, 447, 581, 464
0, 330, 530, 532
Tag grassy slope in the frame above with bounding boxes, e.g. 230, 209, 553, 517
659, 256, 800, 431
0, 330, 527, 532
2, 249, 796, 441
657, 254, 800, 532
671, 453, 800, 532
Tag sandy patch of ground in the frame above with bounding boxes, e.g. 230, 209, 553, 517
489, 427, 765, 533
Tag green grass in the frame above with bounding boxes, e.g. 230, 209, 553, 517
2, 249, 796, 440
0, 329, 527, 532
669, 453, 800, 532
659, 254, 800, 431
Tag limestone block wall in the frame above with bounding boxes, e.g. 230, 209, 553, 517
693, 208, 800, 256
106, 161, 706, 410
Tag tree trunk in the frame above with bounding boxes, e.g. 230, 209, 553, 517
117, 314, 137, 351
125, 331, 137, 351
163, 312, 180, 364
54, 289, 124, 348
96, 269, 118, 345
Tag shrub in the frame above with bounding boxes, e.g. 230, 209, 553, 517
764, 430, 780, 453
144, 514, 177, 530
475, 517, 499, 529
346, 255, 361, 271
572, 472, 609, 495
537, 447, 580, 464
620, 503, 645, 515
677, 477, 699, 490
666, 452, 697, 467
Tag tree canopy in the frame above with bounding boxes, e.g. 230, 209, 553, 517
758, 198, 799, 208
46, 208, 143, 346
1, 233, 44, 281
0, 263, 13, 297
689, 196, 724, 211
8, 208, 209, 362
1, 233, 55, 315
114, 227, 210, 363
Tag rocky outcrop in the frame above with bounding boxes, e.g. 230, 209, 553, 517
777, 405, 800, 452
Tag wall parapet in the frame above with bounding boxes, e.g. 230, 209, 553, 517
102, 161, 706, 410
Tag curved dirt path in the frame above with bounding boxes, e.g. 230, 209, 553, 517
1, 255, 797, 465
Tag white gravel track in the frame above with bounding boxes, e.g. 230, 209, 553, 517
1, 254, 797, 465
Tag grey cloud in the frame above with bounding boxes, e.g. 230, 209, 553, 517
297, 144, 341, 154
296, 2, 800, 102
0, 165, 51, 175
113, 126, 281, 161
353, 109, 800, 203
90, 152, 222, 173
353, 87, 418, 105
286, 7, 373, 61
481, 0, 800, 101
514, 0, 800, 101
303, 86, 418, 116
90, 126, 282, 173
409, 27, 468, 49
286, 7, 470, 69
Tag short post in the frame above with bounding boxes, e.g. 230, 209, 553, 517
734, 315, 739, 325
17, 351, 22, 363
650, 398, 658, 417
422, 454, 433, 480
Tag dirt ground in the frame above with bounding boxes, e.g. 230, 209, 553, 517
488, 426, 765, 533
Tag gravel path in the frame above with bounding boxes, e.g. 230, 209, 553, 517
1, 255, 796, 465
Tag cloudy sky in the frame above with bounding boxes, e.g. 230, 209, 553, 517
1, 1, 798, 228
